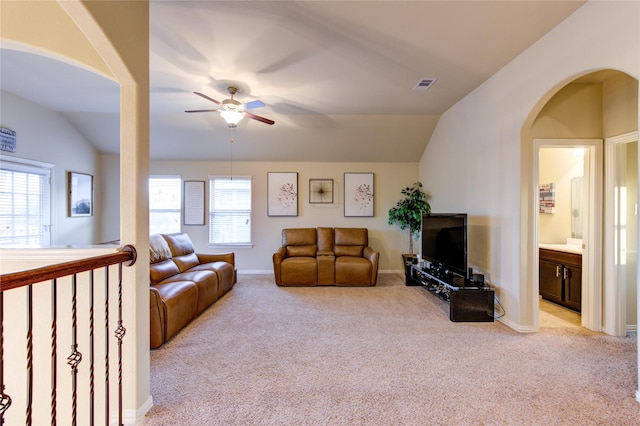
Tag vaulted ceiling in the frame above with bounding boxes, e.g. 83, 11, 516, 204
1, 1, 585, 162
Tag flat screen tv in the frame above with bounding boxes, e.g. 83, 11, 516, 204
421, 213, 468, 279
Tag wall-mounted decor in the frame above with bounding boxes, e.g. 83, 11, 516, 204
344, 172, 374, 217
539, 182, 556, 214
184, 180, 205, 225
268, 172, 298, 216
309, 179, 334, 204
68, 171, 93, 217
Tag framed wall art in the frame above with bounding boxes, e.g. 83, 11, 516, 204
539, 182, 556, 214
309, 179, 334, 204
344, 172, 374, 217
268, 172, 298, 216
68, 171, 93, 217
183, 180, 205, 225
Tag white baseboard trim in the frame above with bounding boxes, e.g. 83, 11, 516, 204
121, 395, 153, 425
626, 324, 637, 333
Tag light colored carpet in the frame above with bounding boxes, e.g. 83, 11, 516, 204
145, 274, 639, 425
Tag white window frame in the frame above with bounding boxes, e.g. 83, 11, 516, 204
149, 175, 182, 235
208, 175, 252, 247
0, 155, 54, 247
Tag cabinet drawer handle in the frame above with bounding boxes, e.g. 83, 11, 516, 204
564, 267, 569, 280
556, 265, 561, 277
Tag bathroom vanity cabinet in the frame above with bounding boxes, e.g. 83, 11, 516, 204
539, 248, 582, 312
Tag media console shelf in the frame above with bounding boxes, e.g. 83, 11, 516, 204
410, 265, 495, 322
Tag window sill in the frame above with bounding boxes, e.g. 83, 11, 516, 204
208, 243, 253, 249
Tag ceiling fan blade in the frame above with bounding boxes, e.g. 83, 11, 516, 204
185, 109, 220, 113
193, 91, 222, 105
242, 100, 265, 110
245, 111, 275, 125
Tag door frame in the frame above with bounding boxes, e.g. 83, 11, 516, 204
532, 139, 603, 331
604, 131, 639, 336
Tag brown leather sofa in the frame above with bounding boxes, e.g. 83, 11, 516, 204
273, 227, 379, 286
149, 232, 236, 348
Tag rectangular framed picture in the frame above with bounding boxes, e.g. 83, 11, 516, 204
309, 179, 334, 204
183, 180, 205, 225
268, 172, 298, 216
68, 171, 93, 217
344, 172, 374, 217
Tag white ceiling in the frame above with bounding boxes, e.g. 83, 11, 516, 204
1, 1, 585, 162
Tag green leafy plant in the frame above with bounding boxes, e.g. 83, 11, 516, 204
388, 182, 431, 254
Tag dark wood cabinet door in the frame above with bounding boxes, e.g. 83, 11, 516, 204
539, 259, 563, 303
564, 265, 582, 312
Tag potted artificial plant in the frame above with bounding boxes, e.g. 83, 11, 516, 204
388, 182, 431, 265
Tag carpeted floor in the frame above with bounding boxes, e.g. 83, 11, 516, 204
144, 274, 640, 425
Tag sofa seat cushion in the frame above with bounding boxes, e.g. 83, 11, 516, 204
154, 281, 199, 342
335, 256, 372, 286
191, 261, 235, 297
280, 257, 317, 286
172, 270, 219, 314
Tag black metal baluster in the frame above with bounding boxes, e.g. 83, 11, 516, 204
0, 292, 13, 425
114, 263, 126, 426
104, 267, 110, 426
66, 275, 82, 426
89, 270, 95, 426
26, 285, 33, 426
51, 279, 57, 426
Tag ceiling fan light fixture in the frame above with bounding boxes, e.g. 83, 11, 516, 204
220, 109, 244, 127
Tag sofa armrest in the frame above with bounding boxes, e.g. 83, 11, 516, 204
197, 252, 235, 266
273, 246, 287, 264
150, 287, 165, 349
317, 250, 334, 256
363, 247, 380, 285
272, 246, 288, 284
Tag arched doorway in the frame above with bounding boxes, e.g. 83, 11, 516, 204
521, 69, 639, 334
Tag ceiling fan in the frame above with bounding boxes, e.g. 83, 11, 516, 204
185, 87, 275, 128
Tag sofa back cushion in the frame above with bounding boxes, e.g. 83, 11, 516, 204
287, 245, 318, 257
150, 259, 181, 285
317, 227, 334, 253
282, 228, 318, 258
163, 232, 199, 272
334, 228, 368, 257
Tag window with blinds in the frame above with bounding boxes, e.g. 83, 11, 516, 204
209, 176, 251, 245
0, 158, 52, 247
149, 176, 181, 235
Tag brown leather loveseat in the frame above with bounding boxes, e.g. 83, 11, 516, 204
273, 227, 379, 286
149, 232, 236, 348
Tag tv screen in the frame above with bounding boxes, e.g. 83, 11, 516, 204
421, 213, 468, 279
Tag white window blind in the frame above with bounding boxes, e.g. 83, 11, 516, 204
0, 159, 52, 247
209, 176, 251, 245
149, 176, 181, 235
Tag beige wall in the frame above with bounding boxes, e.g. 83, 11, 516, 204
0, 90, 102, 246
149, 160, 420, 272
419, 1, 639, 331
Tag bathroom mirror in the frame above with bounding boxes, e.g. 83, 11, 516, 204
571, 176, 583, 239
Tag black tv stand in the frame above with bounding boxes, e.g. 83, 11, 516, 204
410, 265, 495, 322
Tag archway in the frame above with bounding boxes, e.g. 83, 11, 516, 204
520, 69, 639, 334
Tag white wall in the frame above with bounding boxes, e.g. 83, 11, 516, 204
149, 160, 420, 273
419, 1, 639, 330
0, 90, 102, 245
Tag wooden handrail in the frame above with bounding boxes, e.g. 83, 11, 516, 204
0, 245, 136, 292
